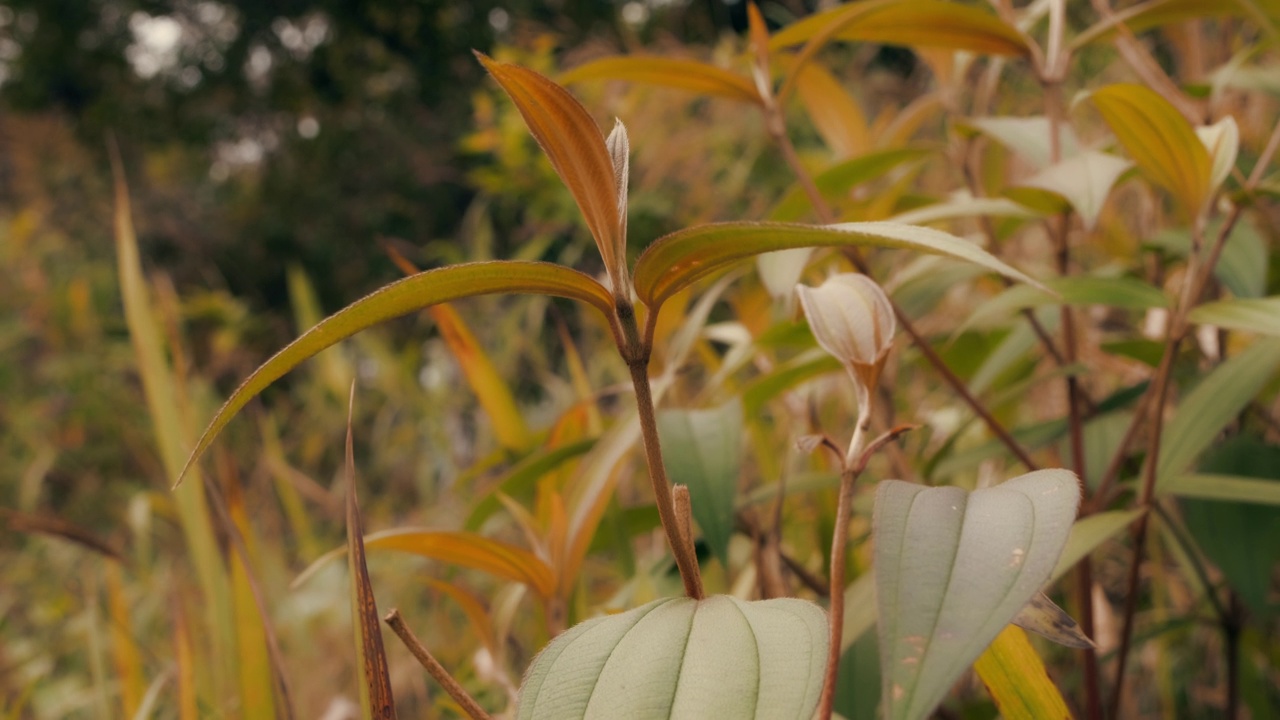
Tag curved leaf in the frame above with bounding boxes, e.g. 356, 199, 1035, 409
559, 56, 761, 105
769, 147, 933, 222
633, 221, 1042, 314
466, 439, 597, 531
874, 469, 1081, 720
296, 528, 556, 599
517, 595, 827, 719
1188, 297, 1280, 337
770, 0, 1029, 56
1013, 151, 1134, 230
1073, 0, 1259, 49
478, 55, 626, 285
961, 116, 1080, 170
791, 60, 869, 157
179, 261, 612, 485
1090, 84, 1213, 214
1050, 509, 1145, 583
656, 399, 744, 567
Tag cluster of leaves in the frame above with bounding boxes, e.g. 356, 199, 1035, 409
4, 0, 1280, 719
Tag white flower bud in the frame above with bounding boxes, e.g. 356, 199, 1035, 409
795, 273, 895, 368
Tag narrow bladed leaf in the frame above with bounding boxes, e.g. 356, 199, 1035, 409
178, 261, 612, 486
1188, 297, 1280, 337
874, 470, 1081, 720
1050, 510, 1145, 583
633, 221, 1042, 315
559, 56, 762, 104
770, 0, 1029, 56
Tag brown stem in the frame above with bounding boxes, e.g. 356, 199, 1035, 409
1090, 0, 1205, 123
384, 609, 491, 720
764, 105, 1038, 470
627, 356, 706, 599
672, 485, 706, 599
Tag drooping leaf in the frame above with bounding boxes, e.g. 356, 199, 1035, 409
1156, 338, 1280, 490
1181, 437, 1280, 617
974, 626, 1074, 720
559, 56, 762, 105
516, 595, 827, 720
296, 529, 556, 600
1197, 115, 1240, 195
1188, 297, 1280, 337
178, 261, 612, 486
889, 196, 1040, 225
770, 0, 1029, 57
874, 470, 1081, 720
1090, 84, 1214, 215
961, 116, 1080, 170
656, 399, 744, 567
633, 221, 1042, 316
1010, 151, 1134, 229
478, 55, 626, 286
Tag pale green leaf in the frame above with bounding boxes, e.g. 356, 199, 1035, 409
769, 147, 933, 222
1165, 474, 1280, 506
516, 595, 828, 720
889, 196, 1039, 225
875, 470, 1081, 720
958, 275, 1168, 335
1148, 218, 1267, 298
179, 261, 613, 485
1188, 297, 1280, 337
633, 221, 1043, 316
1196, 116, 1240, 195
961, 116, 1080, 169
657, 400, 744, 567
1013, 151, 1133, 229
1156, 338, 1280, 490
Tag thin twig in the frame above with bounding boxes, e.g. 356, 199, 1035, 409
672, 485, 706, 599
384, 609, 491, 720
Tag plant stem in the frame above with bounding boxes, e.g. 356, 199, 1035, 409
764, 106, 1038, 470
384, 609, 491, 720
816, 463, 859, 720
622, 302, 711, 599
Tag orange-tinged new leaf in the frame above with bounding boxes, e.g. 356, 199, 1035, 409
429, 304, 533, 452
771, 0, 1029, 56
425, 580, 499, 658
177, 261, 612, 487
1091, 84, 1213, 215
632, 221, 1042, 315
974, 626, 1073, 720
792, 61, 869, 158
478, 54, 626, 287
559, 56, 761, 105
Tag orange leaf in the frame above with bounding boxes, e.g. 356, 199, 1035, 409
478, 54, 626, 290
365, 529, 556, 599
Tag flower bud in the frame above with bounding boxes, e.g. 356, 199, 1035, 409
795, 273, 895, 369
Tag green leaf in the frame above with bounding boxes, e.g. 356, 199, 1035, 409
889, 196, 1039, 225
1148, 218, 1267, 298
769, 148, 933, 222
1051, 510, 1145, 583
974, 626, 1074, 720
1090, 84, 1213, 215
1188, 297, 1280, 337
770, 0, 1030, 57
633, 221, 1042, 316
959, 276, 1168, 335
743, 352, 843, 417
874, 470, 1081, 720
1156, 338, 1280, 490
656, 399, 744, 567
178, 261, 613, 485
1181, 437, 1280, 617
1073, 0, 1262, 50
559, 56, 761, 105
1165, 473, 1280, 506
516, 595, 827, 719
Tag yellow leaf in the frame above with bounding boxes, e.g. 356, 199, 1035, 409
478, 54, 626, 288
771, 0, 1029, 56
974, 626, 1073, 720
791, 61, 869, 158
429, 303, 533, 452
560, 56, 761, 105
1090, 84, 1213, 216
